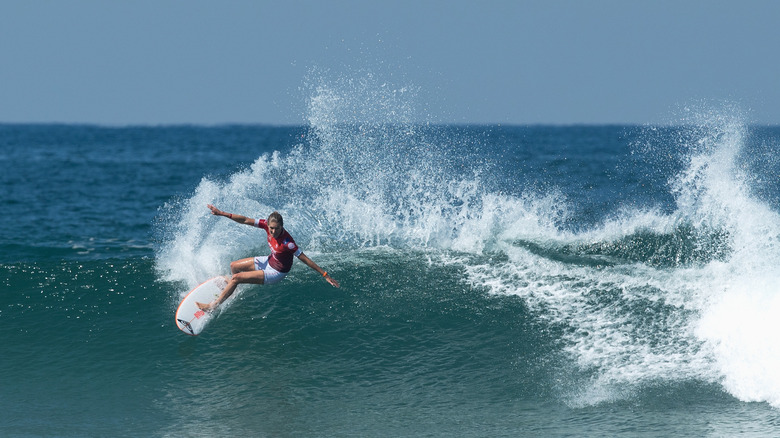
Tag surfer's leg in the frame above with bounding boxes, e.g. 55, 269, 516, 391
222, 264, 266, 297
196, 270, 265, 311
196, 257, 273, 311
196, 258, 266, 311
230, 257, 256, 274
223, 269, 265, 297
230, 270, 265, 286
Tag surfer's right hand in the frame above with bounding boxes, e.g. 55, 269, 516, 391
207, 204, 222, 216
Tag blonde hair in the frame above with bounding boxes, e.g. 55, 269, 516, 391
267, 211, 283, 226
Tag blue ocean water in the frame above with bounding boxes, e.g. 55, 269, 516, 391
3, 81, 780, 436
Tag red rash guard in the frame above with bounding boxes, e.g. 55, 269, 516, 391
255, 219, 302, 273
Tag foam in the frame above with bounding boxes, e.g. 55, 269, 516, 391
154, 69, 780, 408
471, 110, 780, 407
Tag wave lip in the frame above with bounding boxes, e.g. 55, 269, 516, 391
155, 70, 780, 409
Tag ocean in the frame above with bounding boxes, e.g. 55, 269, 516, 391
3, 82, 780, 436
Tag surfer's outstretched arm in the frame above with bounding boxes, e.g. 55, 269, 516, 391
298, 253, 340, 288
208, 204, 255, 226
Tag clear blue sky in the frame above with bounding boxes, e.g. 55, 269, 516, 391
1, 0, 778, 126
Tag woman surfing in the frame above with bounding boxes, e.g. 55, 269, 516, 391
196, 204, 339, 311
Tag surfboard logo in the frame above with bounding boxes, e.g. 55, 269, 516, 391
177, 319, 195, 335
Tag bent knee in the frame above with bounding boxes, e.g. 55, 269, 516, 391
231, 258, 255, 273
231, 270, 265, 285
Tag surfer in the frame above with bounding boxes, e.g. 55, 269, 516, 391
196, 204, 340, 311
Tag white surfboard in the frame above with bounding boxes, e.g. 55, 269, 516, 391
175, 276, 228, 336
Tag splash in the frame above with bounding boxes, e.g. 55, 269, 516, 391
155, 68, 563, 287
466, 108, 780, 408
154, 69, 780, 409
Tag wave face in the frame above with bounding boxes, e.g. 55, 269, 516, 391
155, 72, 780, 412
5, 76, 780, 435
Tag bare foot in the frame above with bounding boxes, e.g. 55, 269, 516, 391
196, 301, 215, 312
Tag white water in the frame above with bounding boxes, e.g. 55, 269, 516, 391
156, 70, 780, 409
466, 111, 780, 408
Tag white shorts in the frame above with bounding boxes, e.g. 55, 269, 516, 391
253, 256, 287, 285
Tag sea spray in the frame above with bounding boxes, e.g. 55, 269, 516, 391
682, 118, 780, 408
11, 123, 780, 434
154, 70, 780, 410
656, 109, 780, 407
462, 110, 780, 407
155, 68, 503, 285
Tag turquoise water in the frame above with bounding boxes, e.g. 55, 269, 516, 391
3, 85, 780, 436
